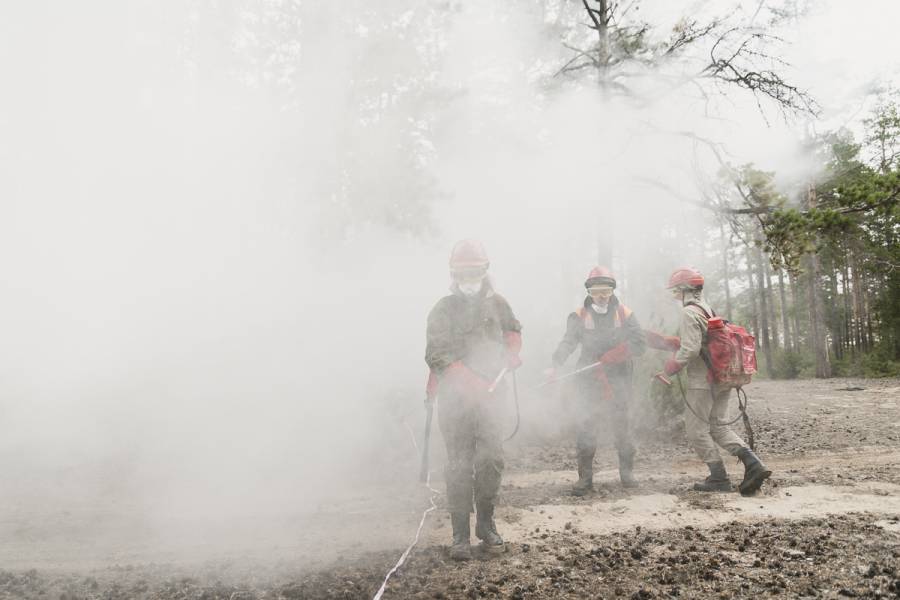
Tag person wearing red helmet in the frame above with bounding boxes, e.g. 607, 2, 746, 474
425, 240, 522, 560
660, 267, 771, 494
545, 266, 646, 494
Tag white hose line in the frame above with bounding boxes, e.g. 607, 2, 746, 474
372, 417, 441, 600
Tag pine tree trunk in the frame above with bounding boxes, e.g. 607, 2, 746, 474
789, 270, 803, 351
806, 184, 831, 378
720, 223, 733, 319
745, 245, 760, 342
842, 260, 852, 356
755, 246, 774, 375
778, 268, 793, 353
764, 258, 779, 350
829, 268, 842, 360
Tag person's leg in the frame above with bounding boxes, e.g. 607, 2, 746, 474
683, 387, 731, 492
438, 393, 476, 560
473, 397, 506, 552
708, 386, 772, 495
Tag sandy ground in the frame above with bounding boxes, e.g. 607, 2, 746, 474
1, 377, 898, 599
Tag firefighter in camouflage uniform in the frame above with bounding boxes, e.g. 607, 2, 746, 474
425, 240, 522, 560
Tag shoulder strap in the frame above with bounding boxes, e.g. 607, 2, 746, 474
684, 301, 716, 371
684, 301, 715, 319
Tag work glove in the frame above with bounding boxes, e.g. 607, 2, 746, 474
598, 343, 631, 365
662, 357, 685, 376
645, 330, 681, 351
445, 361, 490, 396
425, 370, 438, 402
504, 331, 523, 370
542, 366, 558, 382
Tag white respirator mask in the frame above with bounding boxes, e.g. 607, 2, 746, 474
592, 303, 609, 314
458, 280, 483, 297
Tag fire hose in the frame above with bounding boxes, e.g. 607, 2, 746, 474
658, 372, 756, 451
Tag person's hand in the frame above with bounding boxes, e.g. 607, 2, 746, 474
507, 354, 523, 370
542, 366, 558, 382
599, 343, 630, 365
663, 358, 684, 376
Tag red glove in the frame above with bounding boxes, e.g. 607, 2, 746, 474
645, 330, 681, 351
663, 357, 685, 376
445, 361, 489, 395
504, 331, 523, 370
599, 343, 631, 365
425, 371, 438, 401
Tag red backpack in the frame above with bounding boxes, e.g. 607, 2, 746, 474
687, 304, 757, 388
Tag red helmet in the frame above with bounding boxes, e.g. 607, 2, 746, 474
585, 266, 616, 289
667, 267, 704, 289
449, 239, 489, 272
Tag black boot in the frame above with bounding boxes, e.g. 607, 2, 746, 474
449, 512, 472, 561
736, 447, 772, 496
474, 504, 505, 554
618, 451, 638, 489
572, 452, 594, 496
693, 461, 732, 492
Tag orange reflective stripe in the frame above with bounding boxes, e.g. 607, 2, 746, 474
576, 307, 595, 330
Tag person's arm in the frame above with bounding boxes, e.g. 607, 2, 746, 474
551, 313, 582, 368
425, 301, 455, 374
663, 308, 704, 375
496, 296, 523, 369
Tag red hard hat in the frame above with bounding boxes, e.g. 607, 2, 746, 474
585, 266, 616, 289
449, 239, 489, 271
667, 267, 704, 289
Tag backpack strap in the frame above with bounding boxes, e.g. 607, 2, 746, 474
684, 301, 715, 319
683, 302, 715, 373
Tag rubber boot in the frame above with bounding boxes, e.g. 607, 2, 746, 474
449, 512, 472, 561
736, 447, 772, 496
618, 451, 638, 489
571, 452, 594, 496
693, 461, 732, 492
474, 504, 505, 554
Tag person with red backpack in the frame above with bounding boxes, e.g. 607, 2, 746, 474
425, 240, 523, 560
658, 267, 771, 495
545, 267, 646, 494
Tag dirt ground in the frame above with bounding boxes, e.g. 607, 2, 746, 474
1, 378, 899, 599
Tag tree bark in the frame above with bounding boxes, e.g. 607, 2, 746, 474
745, 245, 760, 342
842, 259, 852, 356
720, 223, 733, 319
788, 270, 803, 351
828, 266, 842, 360
755, 245, 774, 374
764, 257, 779, 351
777, 268, 793, 353
806, 184, 831, 378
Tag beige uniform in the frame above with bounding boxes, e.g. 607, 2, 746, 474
673, 290, 748, 464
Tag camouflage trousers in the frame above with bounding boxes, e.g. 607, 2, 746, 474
574, 376, 635, 461
438, 386, 505, 514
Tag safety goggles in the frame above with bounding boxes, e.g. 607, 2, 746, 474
588, 286, 614, 299
451, 266, 488, 283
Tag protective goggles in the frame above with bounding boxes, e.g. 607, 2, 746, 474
451, 266, 488, 282
587, 286, 614, 299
